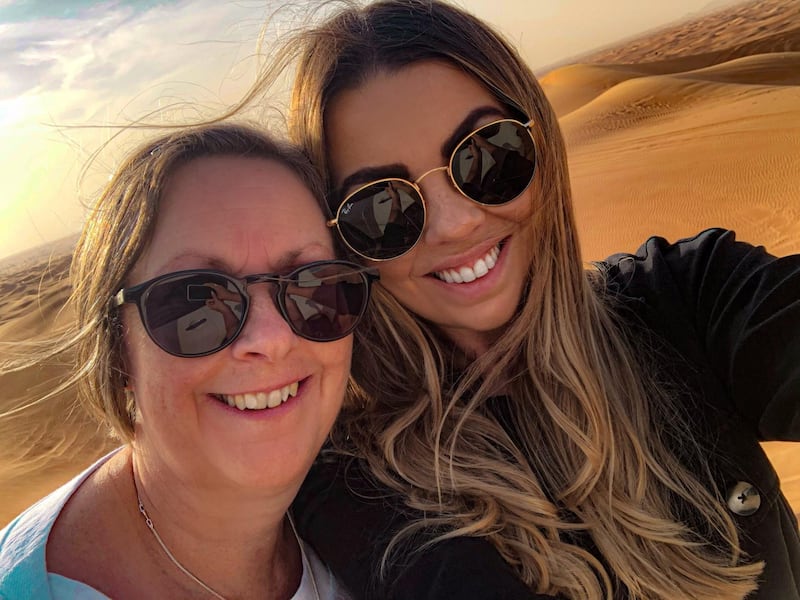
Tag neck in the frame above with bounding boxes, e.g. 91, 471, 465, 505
129, 448, 302, 599
443, 325, 504, 359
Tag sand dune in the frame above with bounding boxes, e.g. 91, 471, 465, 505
1, 0, 798, 530
542, 52, 800, 119
543, 51, 800, 259
539, 65, 648, 118
0, 251, 117, 526
579, 0, 800, 70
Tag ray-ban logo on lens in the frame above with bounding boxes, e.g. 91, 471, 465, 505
342, 202, 354, 215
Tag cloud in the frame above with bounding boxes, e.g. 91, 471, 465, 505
1, 0, 273, 119
0, 6, 133, 98
0, 0, 289, 258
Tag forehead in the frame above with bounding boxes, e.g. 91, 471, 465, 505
135, 155, 331, 277
325, 61, 503, 179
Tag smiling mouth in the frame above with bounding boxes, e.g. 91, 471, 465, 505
432, 242, 502, 283
215, 381, 299, 411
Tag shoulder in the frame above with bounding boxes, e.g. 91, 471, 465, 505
601, 228, 764, 288
595, 227, 799, 322
0, 449, 122, 597
0, 482, 73, 598
597, 229, 800, 440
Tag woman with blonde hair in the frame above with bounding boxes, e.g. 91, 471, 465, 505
241, 1, 800, 598
0, 123, 376, 599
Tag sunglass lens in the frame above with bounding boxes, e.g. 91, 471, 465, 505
282, 263, 369, 341
141, 273, 245, 356
337, 180, 425, 260
451, 120, 536, 205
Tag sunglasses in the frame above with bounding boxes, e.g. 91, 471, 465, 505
114, 260, 378, 357
327, 118, 536, 261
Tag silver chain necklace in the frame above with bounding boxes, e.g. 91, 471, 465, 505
132, 466, 320, 600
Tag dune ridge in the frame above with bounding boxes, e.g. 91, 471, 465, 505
577, 0, 800, 69
541, 28, 800, 260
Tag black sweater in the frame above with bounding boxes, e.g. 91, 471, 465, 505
293, 229, 800, 599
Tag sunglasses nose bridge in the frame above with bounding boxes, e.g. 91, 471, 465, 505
413, 165, 448, 187
240, 274, 302, 337
241, 275, 282, 305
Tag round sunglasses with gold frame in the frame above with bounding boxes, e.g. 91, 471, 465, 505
327, 118, 536, 261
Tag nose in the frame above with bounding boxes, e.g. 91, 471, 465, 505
419, 170, 485, 245
230, 286, 297, 361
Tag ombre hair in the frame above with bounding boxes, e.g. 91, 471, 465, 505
5, 124, 325, 443
244, 1, 764, 599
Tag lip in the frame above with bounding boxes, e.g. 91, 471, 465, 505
427, 236, 508, 277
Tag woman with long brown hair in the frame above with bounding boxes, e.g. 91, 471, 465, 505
241, 1, 800, 598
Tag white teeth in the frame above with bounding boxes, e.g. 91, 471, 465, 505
434, 244, 501, 284
220, 381, 300, 411
267, 389, 282, 408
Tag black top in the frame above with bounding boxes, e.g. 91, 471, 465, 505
293, 229, 800, 599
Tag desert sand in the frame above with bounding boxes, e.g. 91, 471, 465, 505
541, 0, 800, 260
1, 0, 798, 528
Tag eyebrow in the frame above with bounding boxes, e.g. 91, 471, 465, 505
440, 105, 507, 157
153, 248, 319, 278
338, 164, 411, 198
335, 104, 507, 199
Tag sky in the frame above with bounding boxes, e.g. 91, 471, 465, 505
0, 0, 747, 260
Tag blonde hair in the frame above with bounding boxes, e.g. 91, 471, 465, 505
247, 1, 764, 598
5, 123, 324, 443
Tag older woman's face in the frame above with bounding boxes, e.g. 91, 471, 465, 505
326, 61, 538, 355
123, 156, 351, 494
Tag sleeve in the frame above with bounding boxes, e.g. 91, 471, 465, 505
608, 228, 800, 440
292, 452, 550, 600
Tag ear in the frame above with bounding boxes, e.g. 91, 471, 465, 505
111, 306, 133, 383
123, 386, 138, 424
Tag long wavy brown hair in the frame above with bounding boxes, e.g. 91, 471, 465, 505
239, 1, 764, 598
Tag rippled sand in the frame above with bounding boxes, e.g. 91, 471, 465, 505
0, 247, 117, 526
1, 0, 798, 526
541, 0, 800, 260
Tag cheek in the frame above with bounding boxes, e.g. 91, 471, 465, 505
324, 337, 354, 379
375, 272, 409, 305
317, 339, 353, 413
504, 184, 537, 225
120, 311, 152, 378
121, 312, 195, 402
374, 254, 418, 294
499, 190, 537, 257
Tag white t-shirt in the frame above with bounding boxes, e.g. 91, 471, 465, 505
0, 449, 351, 599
